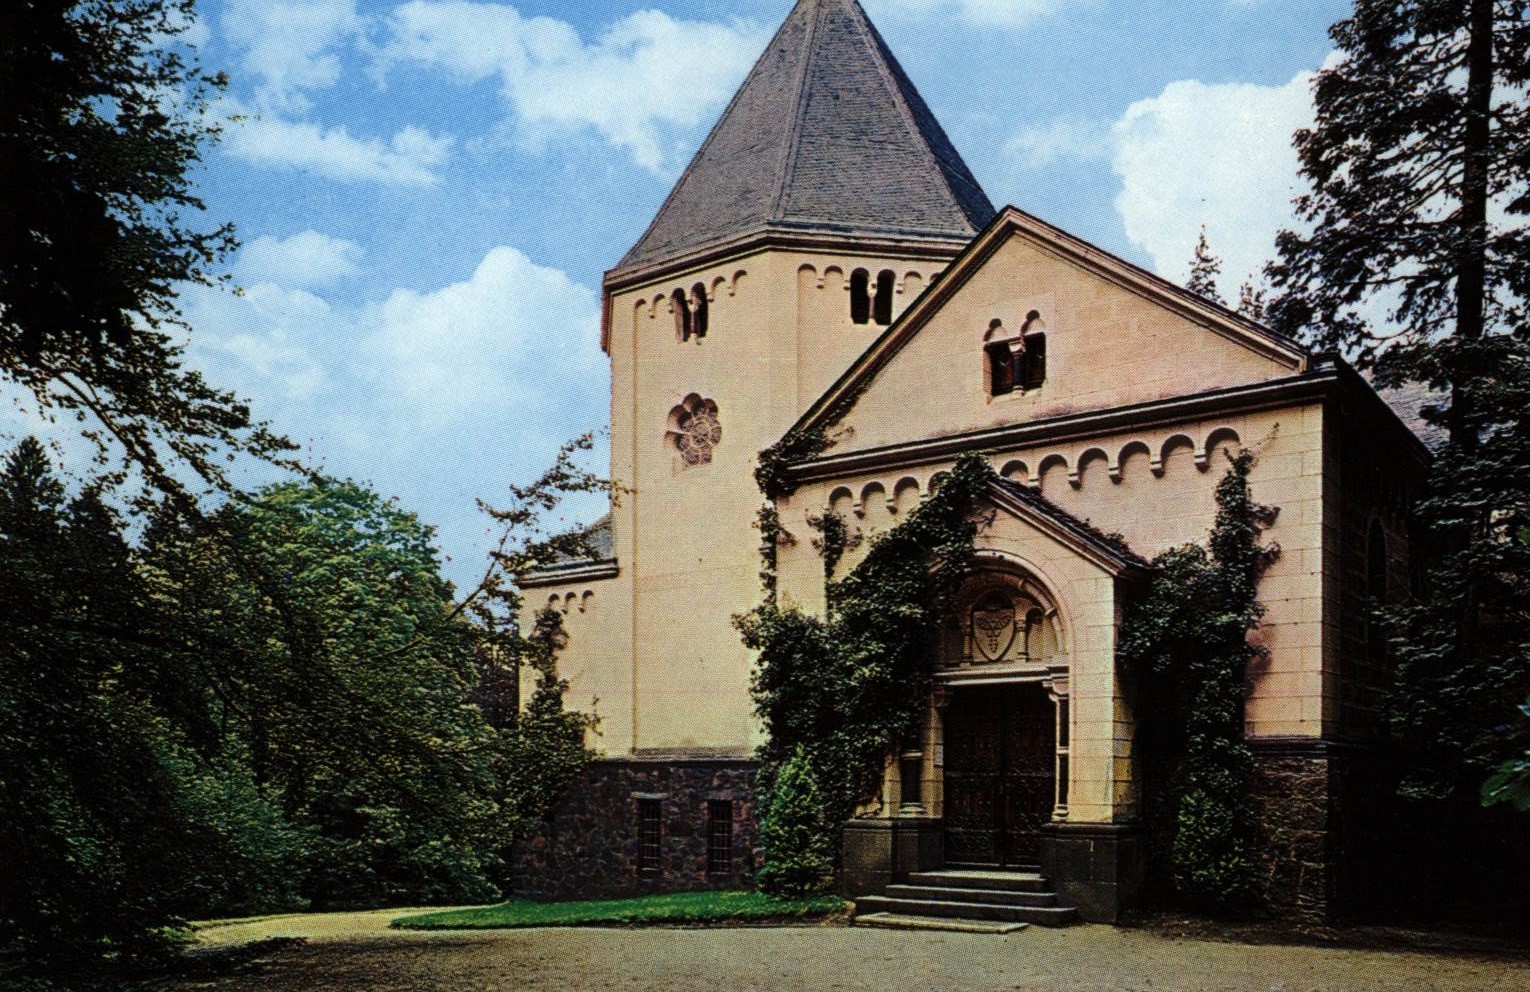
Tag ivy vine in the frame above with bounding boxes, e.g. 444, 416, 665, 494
1119, 449, 1279, 915
737, 453, 996, 893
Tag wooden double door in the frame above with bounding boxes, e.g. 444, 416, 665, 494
942, 684, 1056, 868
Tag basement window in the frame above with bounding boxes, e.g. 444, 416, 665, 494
637, 798, 662, 872
707, 800, 733, 875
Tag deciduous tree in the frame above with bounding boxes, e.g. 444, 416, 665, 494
0, 0, 295, 508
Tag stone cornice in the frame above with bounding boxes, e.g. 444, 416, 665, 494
782, 358, 1431, 487
516, 558, 620, 589
600, 225, 968, 352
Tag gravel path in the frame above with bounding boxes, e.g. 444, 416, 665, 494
167, 917, 1529, 992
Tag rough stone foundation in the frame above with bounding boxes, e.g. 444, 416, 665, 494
1248, 741, 1332, 922
513, 756, 758, 900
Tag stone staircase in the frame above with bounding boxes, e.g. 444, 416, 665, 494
852, 868, 1079, 929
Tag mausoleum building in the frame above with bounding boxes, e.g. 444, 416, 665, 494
515, 0, 1428, 923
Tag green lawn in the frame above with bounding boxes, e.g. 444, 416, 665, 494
391, 890, 845, 930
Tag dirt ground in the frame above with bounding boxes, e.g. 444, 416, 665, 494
160, 911, 1530, 992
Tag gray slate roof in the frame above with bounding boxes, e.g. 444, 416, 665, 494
613, 0, 996, 277
990, 478, 1150, 572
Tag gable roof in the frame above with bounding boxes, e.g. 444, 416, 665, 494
788, 206, 1309, 443
985, 477, 1150, 578
609, 0, 995, 282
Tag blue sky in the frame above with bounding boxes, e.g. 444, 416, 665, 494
18, 0, 1353, 590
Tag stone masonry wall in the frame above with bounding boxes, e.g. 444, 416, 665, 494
513, 758, 758, 900
1248, 747, 1332, 922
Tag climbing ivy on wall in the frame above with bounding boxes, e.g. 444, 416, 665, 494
737, 452, 996, 894
1119, 449, 1279, 915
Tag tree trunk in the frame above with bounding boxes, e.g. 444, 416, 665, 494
1451, 0, 1495, 452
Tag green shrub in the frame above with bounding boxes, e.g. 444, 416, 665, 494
756, 750, 836, 897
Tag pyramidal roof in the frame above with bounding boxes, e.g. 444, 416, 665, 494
611, 0, 996, 280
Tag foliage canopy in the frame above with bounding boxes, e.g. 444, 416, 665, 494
1120, 450, 1279, 914
0, 0, 295, 507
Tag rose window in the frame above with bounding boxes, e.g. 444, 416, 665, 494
669, 395, 721, 468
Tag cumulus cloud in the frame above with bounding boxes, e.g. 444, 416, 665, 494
236, 230, 363, 288
1110, 70, 1316, 297
221, 103, 453, 185
360, 245, 604, 426
221, 0, 362, 112
867, 0, 1063, 29
377, 2, 767, 171
181, 241, 609, 582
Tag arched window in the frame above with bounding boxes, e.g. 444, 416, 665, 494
985, 312, 1048, 397
667, 394, 721, 468
873, 269, 895, 325
849, 268, 871, 324
1019, 311, 1047, 389
672, 288, 692, 341
1367, 520, 1388, 668
689, 283, 708, 339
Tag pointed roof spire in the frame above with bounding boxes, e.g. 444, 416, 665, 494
611, 0, 995, 280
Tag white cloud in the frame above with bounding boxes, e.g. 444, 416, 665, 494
222, 0, 362, 112
182, 280, 335, 404
360, 245, 604, 425
237, 230, 363, 288
1110, 69, 1316, 297
180, 243, 609, 584
377, 2, 766, 171
1002, 117, 1110, 170
867, 0, 1063, 29
221, 103, 452, 185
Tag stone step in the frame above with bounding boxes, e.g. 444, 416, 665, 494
853, 895, 1078, 927
854, 912, 1027, 934
906, 869, 1050, 893
885, 884, 1057, 907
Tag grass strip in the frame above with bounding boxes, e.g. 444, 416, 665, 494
392, 890, 844, 930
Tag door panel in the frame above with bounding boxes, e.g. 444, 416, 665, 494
942, 685, 1055, 867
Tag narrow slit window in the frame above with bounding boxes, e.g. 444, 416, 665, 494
850, 268, 870, 324
637, 798, 662, 871
1020, 332, 1047, 389
873, 269, 894, 325
986, 341, 1014, 396
672, 288, 692, 342
1367, 521, 1388, 668
1054, 695, 1070, 817
706, 800, 732, 875
690, 283, 708, 339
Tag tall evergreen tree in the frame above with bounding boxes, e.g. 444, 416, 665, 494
1237, 280, 1269, 322
1267, 0, 1530, 799
1187, 225, 1226, 305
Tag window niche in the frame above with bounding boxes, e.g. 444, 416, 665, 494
984, 310, 1048, 397
667, 394, 722, 469
873, 269, 894, 325
672, 288, 692, 342
689, 283, 708, 340
849, 268, 898, 326
850, 268, 871, 324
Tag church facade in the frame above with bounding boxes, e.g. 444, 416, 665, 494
514, 0, 1427, 923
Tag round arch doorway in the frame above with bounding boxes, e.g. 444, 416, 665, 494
934, 564, 1070, 869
